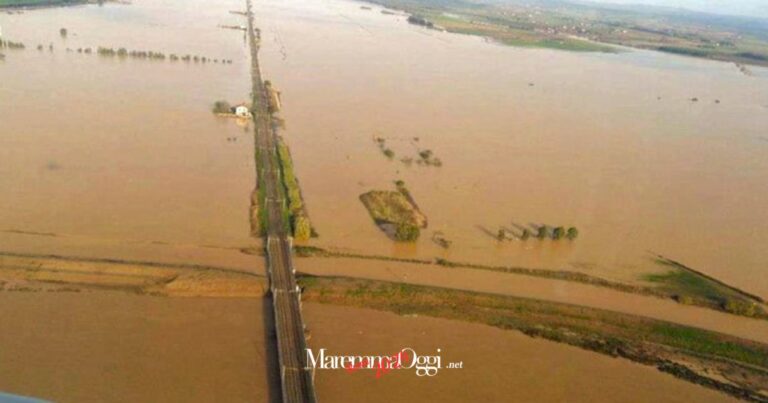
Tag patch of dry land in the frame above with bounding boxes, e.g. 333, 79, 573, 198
359, 191, 425, 228
359, 183, 427, 241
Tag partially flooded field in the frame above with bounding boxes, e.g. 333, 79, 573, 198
305, 303, 739, 403
2, 0, 768, 400
2, 0, 767, 296
253, 0, 768, 297
0, 0, 257, 267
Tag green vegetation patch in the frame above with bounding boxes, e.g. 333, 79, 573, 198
360, 190, 425, 233
254, 143, 268, 236
359, 191, 422, 227
299, 276, 768, 368
212, 100, 232, 114
276, 138, 313, 240
359, 184, 427, 242
645, 258, 765, 318
292, 244, 764, 320
394, 222, 420, 242
431, 13, 616, 53
651, 323, 764, 366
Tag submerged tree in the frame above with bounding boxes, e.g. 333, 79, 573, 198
566, 227, 579, 240
552, 227, 565, 240
212, 100, 232, 114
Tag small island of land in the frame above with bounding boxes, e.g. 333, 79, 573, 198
359, 181, 426, 242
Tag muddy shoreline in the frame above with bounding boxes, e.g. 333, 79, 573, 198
1, 248, 766, 400
293, 245, 767, 320
300, 276, 768, 402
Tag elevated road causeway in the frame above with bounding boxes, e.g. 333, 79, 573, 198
245, 0, 317, 401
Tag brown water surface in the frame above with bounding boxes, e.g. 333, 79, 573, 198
306, 303, 738, 403
3, 1, 765, 401
255, 0, 768, 295
2, 0, 767, 295
0, 0, 256, 267
0, 292, 274, 403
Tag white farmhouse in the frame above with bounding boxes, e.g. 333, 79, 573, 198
233, 104, 251, 118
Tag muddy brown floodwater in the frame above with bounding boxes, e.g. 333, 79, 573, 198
254, 0, 768, 296
0, 0, 257, 269
0, 292, 274, 403
1, 0, 767, 401
305, 303, 738, 403
1, 0, 767, 294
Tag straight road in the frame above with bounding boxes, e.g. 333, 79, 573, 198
245, 1, 317, 401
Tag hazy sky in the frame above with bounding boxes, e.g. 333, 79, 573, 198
585, 0, 768, 19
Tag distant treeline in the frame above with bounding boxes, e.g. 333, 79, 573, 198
93, 46, 233, 64
0, 0, 87, 8
0, 39, 26, 49
656, 45, 768, 63
1, 39, 234, 65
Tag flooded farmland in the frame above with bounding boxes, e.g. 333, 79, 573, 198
2, 0, 767, 294
0, 0, 257, 270
2, 0, 768, 401
254, 0, 768, 296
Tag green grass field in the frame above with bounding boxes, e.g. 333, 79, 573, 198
645, 258, 765, 318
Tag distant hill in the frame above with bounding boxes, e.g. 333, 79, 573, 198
368, 0, 768, 65
0, 0, 87, 8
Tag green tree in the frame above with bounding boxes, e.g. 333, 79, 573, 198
212, 100, 231, 114
520, 229, 531, 241
60, 28, 68, 38
566, 227, 579, 240
553, 227, 565, 240
394, 222, 420, 242
537, 225, 548, 239
293, 214, 312, 241
497, 229, 506, 241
